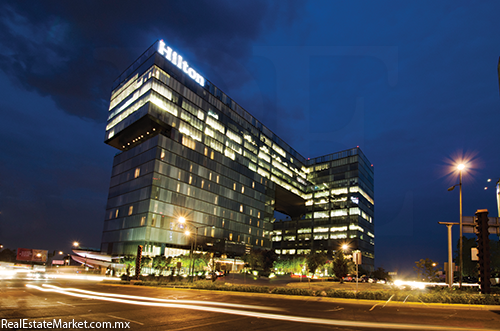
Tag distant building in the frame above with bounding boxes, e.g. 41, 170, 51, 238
272, 149, 374, 271
100, 39, 374, 270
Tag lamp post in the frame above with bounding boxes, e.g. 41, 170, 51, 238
178, 217, 214, 279
448, 163, 465, 289
73, 241, 88, 273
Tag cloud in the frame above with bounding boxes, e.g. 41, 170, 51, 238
0, 1, 305, 122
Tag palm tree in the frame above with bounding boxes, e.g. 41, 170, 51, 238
153, 255, 171, 276
120, 255, 135, 277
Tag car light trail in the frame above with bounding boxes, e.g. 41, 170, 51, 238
25, 284, 495, 331
47, 274, 121, 281
40, 284, 283, 311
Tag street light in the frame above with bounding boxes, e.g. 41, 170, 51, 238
178, 217, 215, 279
447, 163, 465, 289
73, 241, 88, 273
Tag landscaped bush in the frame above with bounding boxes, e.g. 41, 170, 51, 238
270, 287, 314, 296
191, 282, 270, 293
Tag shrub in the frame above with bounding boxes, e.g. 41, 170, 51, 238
270, 287, 314, 296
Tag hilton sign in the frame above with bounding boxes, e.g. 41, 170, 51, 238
158, 40, 205, 87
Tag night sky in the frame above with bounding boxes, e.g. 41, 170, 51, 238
1, 1, 499, 275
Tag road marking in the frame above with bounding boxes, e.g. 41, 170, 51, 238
107, 314, 144, 325
370, 294, 394, 311
168, 317, 248, 331
57, 301, 76, 307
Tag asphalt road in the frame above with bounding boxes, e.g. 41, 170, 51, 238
1, 278, 500, 331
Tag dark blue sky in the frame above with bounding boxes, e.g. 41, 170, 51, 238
0, 1, 499, 274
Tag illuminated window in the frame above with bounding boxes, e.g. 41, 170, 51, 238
215, 196, 218, 204
233, 183, 236, 190
115, 209, 119, 218
182, 136, 196, 149
128, 206, 133, 215
204, 147, 208, 156
187, 187, 191, 195
211, 228, 215, 237
331, 209, 348, 217
349, 207, 360, 215
109, 211, 113, 219
160, 151, 165, 160
258, 212, 261, 219
176, 183, 180, 192
210, 151, 214, 159
134, 168, 140, 178
140, 216, 146, 226
240, 205, 243, 212
331, 188, 348, 195
249, 228, 251, 234
209, 173, 212, 181
201, 180, 204, 188
252, 182, 255, 188
261, 240, 264, 246
189, 176, 192, 184
330, 226, 348, 232
229, 233, 233, 241
241, 186, 245, 194
216, 175, 219, 183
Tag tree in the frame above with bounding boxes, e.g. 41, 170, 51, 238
192, 252, 210, 273
332, 250, 349, 283
306, 251, 328, 275
152, 255, 171, 276
242, 250, 263, 271
414, 258, 440, 281
373, 267, 389, 281
454, 236, 478, 278
120, 255, 135, 276
262, 250, 278, 274
0, 248, 16, 262
273, 256, 306, 274
141, 256, 152, 268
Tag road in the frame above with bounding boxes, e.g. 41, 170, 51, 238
1, 277, 500, 331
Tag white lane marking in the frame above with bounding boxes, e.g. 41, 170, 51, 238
57, 301, 76, 307
107, 314, 144, 325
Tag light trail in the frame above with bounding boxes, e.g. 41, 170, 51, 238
26, 284, 496, 331
47, 274, 121, 282
41, 284, 283, 311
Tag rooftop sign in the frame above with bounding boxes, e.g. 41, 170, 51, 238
158, 40, 205, 87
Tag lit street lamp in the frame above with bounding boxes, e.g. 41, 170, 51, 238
72, 241, 88, 273
447, 163, 465, 289
178, 217, 215, 278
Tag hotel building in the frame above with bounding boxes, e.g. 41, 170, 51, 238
100, 40, 375, 270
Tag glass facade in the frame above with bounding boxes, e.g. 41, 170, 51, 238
100, 40, 374, 269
